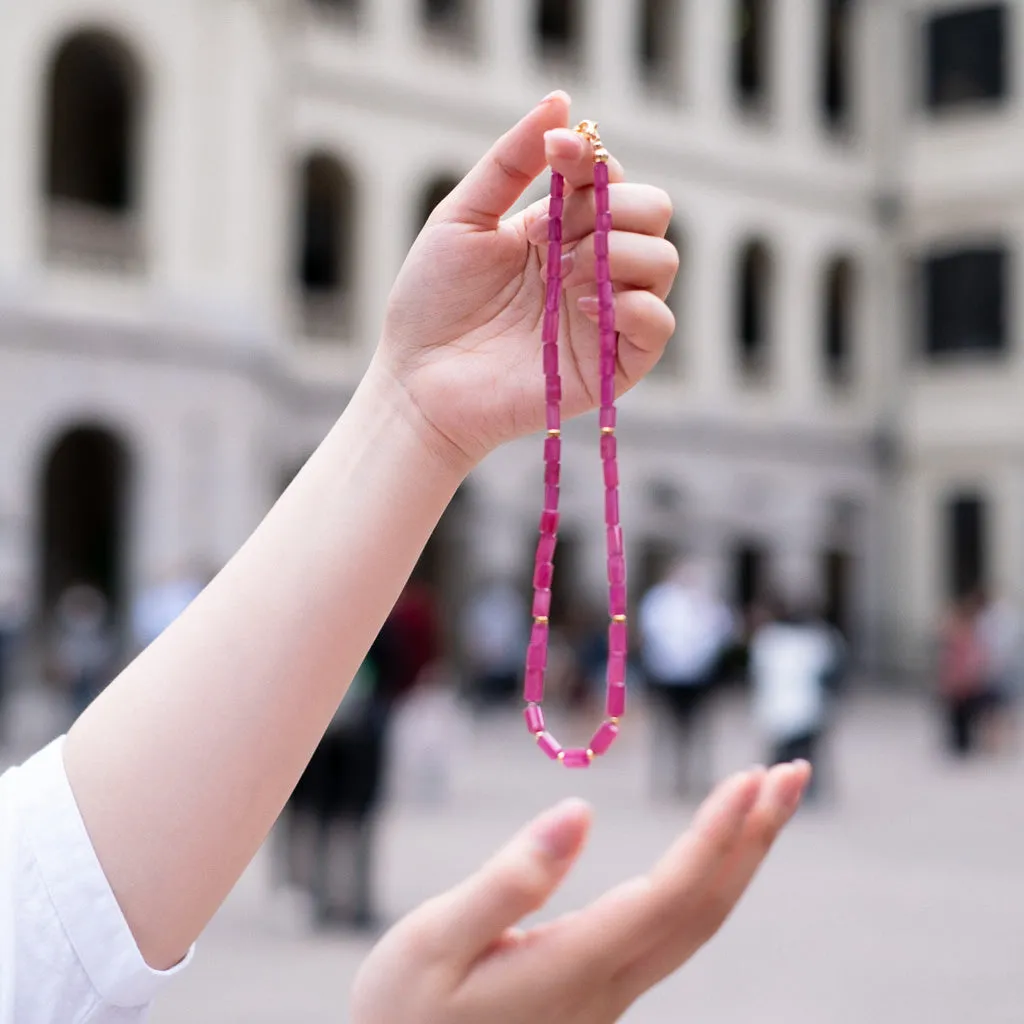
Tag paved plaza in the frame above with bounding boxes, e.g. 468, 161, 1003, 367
129, 689, 1023, 1023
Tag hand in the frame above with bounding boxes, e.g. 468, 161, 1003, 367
377, 91, 678, 473
351, 761, 810, 1024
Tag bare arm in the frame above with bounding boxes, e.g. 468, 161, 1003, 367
64, 362, 461, 969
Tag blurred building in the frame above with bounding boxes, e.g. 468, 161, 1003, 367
0, 0, 1016, 673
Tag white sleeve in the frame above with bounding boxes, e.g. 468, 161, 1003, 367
0, 737, 193, 1023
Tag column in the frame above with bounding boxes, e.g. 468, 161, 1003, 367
370, 0, 417, 55
688, 0, 731, 125
588, 0, 636, 110
483, 0, 531, 79
777, 237, 820, 412
775, 0, 820, 143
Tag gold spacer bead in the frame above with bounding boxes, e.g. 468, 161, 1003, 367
601, 427, 615, 435
557, 750, 566, 761
611, 614, 627, 623
586, 749, 595, 761
547, 428, 561, 437
609, 717, 620, 725
534, 616, 549, 625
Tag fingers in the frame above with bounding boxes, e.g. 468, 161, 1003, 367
544, 128, 626, 191
442, 91, 571, 229
422, 798, 592, 964
577, 289, 675, 364
565, 232, 679, 300
525, 183, 673, 247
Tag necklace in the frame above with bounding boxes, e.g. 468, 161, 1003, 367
523, 120, 625, 768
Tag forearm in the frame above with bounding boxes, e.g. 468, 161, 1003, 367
64, 356, 465, 969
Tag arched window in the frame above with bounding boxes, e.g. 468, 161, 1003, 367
638, 0, 682, 97
821, 0, 854, 130
734, 0, 770, 114
296, 153, 356, 339
416, 174, 461, 236
945, 491, 988, 600
536, 0, 582, 66
824, 256, 856, 387
43, 29, 143, 268
422, 0, 475, 49
655, 219, 684, 375
736, 238, 773, 379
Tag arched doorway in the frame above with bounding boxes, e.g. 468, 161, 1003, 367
39, 426, 131, 631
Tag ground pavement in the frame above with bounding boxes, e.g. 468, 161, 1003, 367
135, 689, 1024, 1023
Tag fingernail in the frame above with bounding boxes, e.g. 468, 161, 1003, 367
541, 89, 571, 104
530, 798, 589, 860
779, 766, 809, 812
577, 295, 599, 315
545, 129, 584, 159
527, 214, 550, 245
560, 250, 576, 277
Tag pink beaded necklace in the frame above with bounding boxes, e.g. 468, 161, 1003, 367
523, 121, 625, 768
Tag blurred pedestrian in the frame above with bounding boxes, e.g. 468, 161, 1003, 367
977, 587, 1021, 753
52, 584, 113, 717
937, 590, 989, 758
750, 595, 841, 801
465, 576, 528, 708
638, 560, 735, 797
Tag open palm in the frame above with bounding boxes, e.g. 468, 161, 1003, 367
378, 93, 677, 470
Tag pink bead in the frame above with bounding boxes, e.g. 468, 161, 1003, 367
537, 731, 563, 760
600, 309, 616, 334
546, 378, 561, 403
594, 162, 609, 189
607, 524, 623, 557
525, 704, 545, 734
544, 461, 560, 485
543, 343, 559, 375
604, 459, 619, 488
609, 620, 628, 654
534, 560, 554, 589
544, 483, 559, 510
524, 667, 544, 702
546, 286, 561, 312
594, 231, 609, 257
596, 211, 613, 233
596, 185, 610, 216
548, 218, 562, 243
532, 588, 552, 618
608, 553, 626, 585
531, 621, 550, 648
609, 583, 627, 617
601, 433, 617, 459
546, 405, 560, 432
608, 654, 627, 687
590, 721, 619, 755
545, 436, 561, 462
527, 642, 547, 671
546, 244, 563, 280
551, 172, 565, 199
543, 308, 560, 343
600, 353, 616, 378
607, 682, 626, 717
537, 532, 556, 562
562, 748, 592, 769
549, 194, 564, 219
605, 490, 620, 524
599, 280, 614, 309
597, 256, 611, 283
600, 407, 617, 430
540, 509, 560, 533
601, 376, 615, 407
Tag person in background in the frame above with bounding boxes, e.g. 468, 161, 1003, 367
465, 576, 528, 708
937, 589, 989, 758
52, 584, 114, 717
750, 595, 841, 802
131, 561, 211, 652
639, 560, 735, 797
976, 587, 1021, 753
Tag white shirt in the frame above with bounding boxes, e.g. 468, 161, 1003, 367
638, 582, 734, 684
0, 738, 192, 1022
751, 623, 834, 741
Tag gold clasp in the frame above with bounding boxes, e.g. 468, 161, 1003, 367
573, 120, 610, 163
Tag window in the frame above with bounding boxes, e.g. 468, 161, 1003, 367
422, 0, 474, 48
536, 0, 582, 65
416, 175, 461, 236
821, 0, 854, 130
736, 239, 773, 379
925, 4, 1007, 110
296, 153, 356, 339
735, 0, 770, 113
824, 256, 856, 387
923, 247, 1007, 357
945, 492, 987, 599
43, 29, 143, 269
638, 0, 681, 96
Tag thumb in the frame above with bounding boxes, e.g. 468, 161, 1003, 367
441, 91, 571, 229
430, 797, 592, 962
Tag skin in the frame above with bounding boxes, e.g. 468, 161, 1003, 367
61, 91, 810, 1018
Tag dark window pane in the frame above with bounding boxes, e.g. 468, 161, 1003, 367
738, 241, 771, 375
537, 0, 580, 58
822, 0, 853, 127
299, 156, 354, 294
926, 4, 1007, 109
735, 0, 769, 109
639, 0, 679, 85
946, 493, 987, 599
825, 258, 855, 385
923, 248, 1007, 356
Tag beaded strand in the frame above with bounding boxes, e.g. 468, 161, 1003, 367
523, 121, 625, 768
